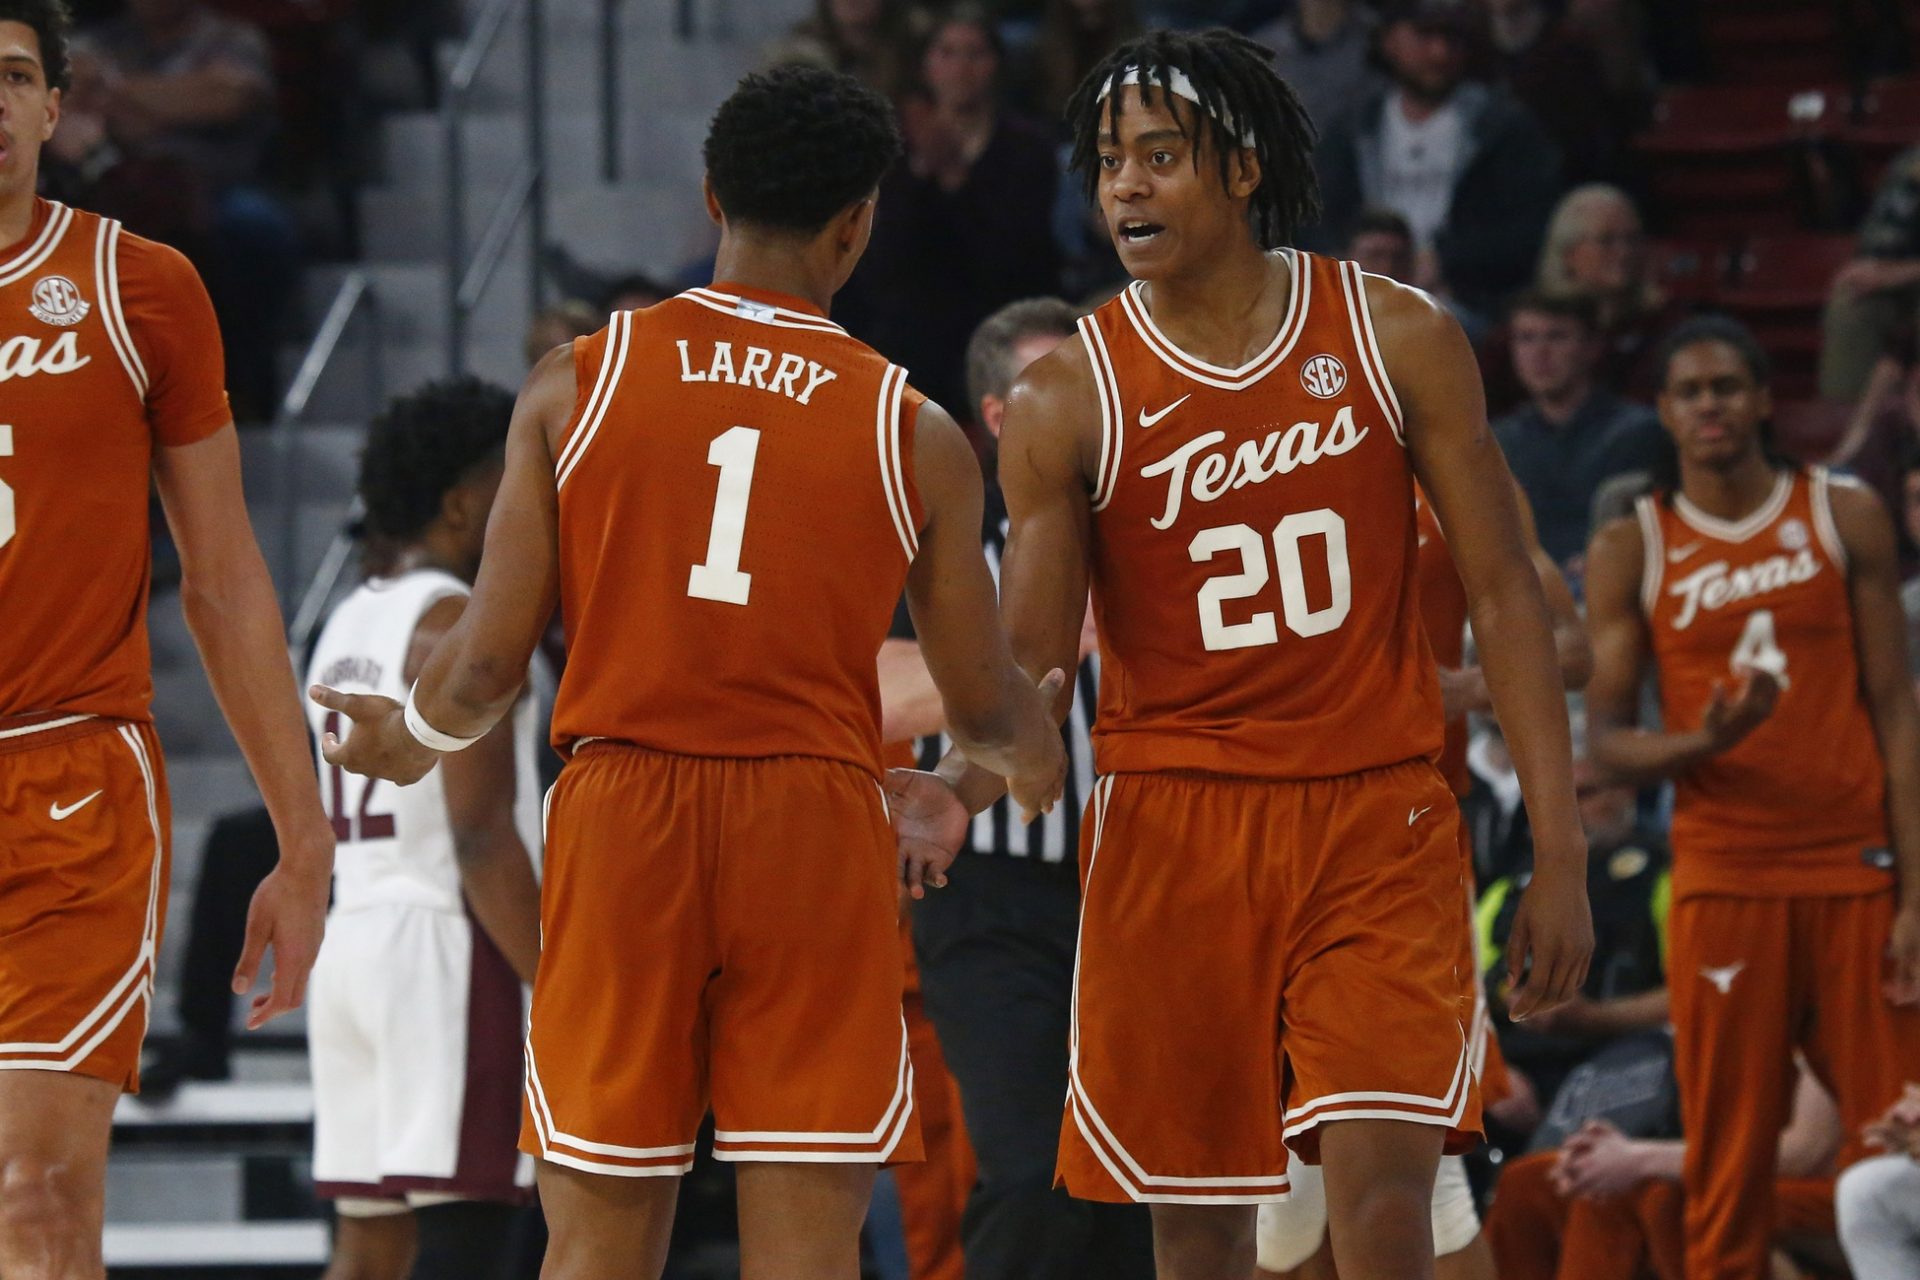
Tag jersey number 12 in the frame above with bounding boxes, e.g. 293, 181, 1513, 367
687, 426, 760, 606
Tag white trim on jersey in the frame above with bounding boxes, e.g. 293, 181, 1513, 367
1280, 1026, 1473, 1137
555, 310, 632, 490
1673, 470, 1793, 543
1065, 778, 1294, 1205
1810, 466, 1850, 572
0, 201, 72, 289
0, 727, 162, 1071
1116, 250, 1311, 392
1339, 261, 1406, 445
1634, 494, 1666, 617
0, 713, 95, 740
96, 220, 149, 400
875, 363, 918, 561
1080, 317, 1125, 513
677, 288, 846, 335
711, 1016, 916, 1163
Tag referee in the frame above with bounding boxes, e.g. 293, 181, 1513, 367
880, 299, 1153, 1280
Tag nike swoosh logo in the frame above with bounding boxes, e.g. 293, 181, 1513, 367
1668, 542, 1704, 563
1408, 805, 1433, 826
1137, 394, 1191, 429
50, 790, 103, 821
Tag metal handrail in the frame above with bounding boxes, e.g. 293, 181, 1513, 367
272, 270, 380, 616
445, 0, 547, 374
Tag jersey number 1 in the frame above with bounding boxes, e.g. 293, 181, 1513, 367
687, 426, 760, 606
0, 424, 13, 549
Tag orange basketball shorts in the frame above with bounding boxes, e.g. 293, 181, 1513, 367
520, 743, 922, 1175
1060, 760, 1482, 1204
0, 717, 170, 1089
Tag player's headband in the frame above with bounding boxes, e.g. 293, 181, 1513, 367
1096, 65, 1257, 149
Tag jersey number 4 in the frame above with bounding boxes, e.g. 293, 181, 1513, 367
1190, 510, 1352, 651
1731, 608, 1790, 688
687, 426, 759, 606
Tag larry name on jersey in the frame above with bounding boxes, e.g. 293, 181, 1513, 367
676, 338, 839, 405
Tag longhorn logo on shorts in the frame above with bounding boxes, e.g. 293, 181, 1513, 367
28, 275, 89, 327
1300, 353, 1347, 400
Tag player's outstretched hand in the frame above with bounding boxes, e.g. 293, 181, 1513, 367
1007, 668, 1068, 825
231, 857, 330, 1029
1506, 866, 1594, 1022
309, 685, 438, 785
886, 768, 969, 900
1700, 667, 1780, 753
1886, 905, 1920, 1006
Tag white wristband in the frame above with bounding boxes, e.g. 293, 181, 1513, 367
403, 683, 484, 753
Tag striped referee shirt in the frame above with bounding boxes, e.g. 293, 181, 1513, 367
910, 508, 1099, 866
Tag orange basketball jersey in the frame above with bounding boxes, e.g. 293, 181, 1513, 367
1079, 251, 1441, 779
1415, 487, 1471, 796
549, 284, 926, 776
1636, 468, 1890, 897
0, 198, 230, 730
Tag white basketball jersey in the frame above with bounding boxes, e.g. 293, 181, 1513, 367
306, 568, 543, 914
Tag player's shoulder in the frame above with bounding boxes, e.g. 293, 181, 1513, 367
1586, 511, 1649, 610
1356, 270, 1459, 352
106, 219, 205, 296
1005, 328, 1096, 424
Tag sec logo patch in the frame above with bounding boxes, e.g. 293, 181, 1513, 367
1300, 353, 1346, 399
29, 275, 89, 327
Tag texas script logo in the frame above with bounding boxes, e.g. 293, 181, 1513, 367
1139, 404, 1369, 529
0, 331, 89, 382
1666, 549, 1819, 630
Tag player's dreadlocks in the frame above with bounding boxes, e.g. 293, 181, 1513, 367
1065, 28, 1319, 250
0, 0, 72, 92
357, 378, 514, 575
704, 64, 902, 235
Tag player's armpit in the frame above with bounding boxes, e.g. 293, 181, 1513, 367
1829, 479, 1920, 981
410, 346, 571, 740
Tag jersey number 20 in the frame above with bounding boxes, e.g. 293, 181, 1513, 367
1190, 510, 1351, 651
687, 426, 759, 606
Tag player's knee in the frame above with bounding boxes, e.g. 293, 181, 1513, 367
1839, 1154, 1915, 1239
0, 1154, 97, 1253
1152, 1203, 1257, 1276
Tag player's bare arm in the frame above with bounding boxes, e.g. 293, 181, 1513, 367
877, 637, 945, 743
925, 339, 1100, 822
901, 400, 1065, 828
315, 344, 572, 783
406, 594, 542, 984
1439, 485, 1591, 719
1584, 515, 1779, 783
154, 426, 333, 1028
1374, 276, 1592, 1018
1828, 479, 1920, 1003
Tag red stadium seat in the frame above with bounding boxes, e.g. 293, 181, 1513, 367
1719, 234, 1856, 401
1770, 398, 1855, 462
1697, 1, 1848, 84
1635, 86, 1846, 237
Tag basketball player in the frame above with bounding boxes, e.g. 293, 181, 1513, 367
314, 65, 1065, 1280
304, 380, 542, 1280
897, 29, 1592, 1280
1584, 314, 1920, 1280
1255, 486, 1589, 1280
0, 4, 332, 1275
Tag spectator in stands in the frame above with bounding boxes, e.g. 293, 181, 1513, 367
1482, 0, 1643, 185
1488, 1070, 1844, 1280
1493, 290, 1666, 571
767, 0, 923, 102
1248, 0, 1380, 135
1019, 0, 1141, 124
1311, 0, 1562, 314
1839, 1086, 1920, 1280
839, 7, 1060, 415
523, 300, 600, 369
1346, 204, 1488, 341
1531, 184, 1684, 406
1822, 146, 1920, 401
1828, 353, 1920, 569
1478, 757, 1672, 1111
58, 0, 298, 421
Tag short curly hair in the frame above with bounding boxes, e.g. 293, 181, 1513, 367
703, 64, 902, 234
358, 378, 514, 558
0, 0, 72, 92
